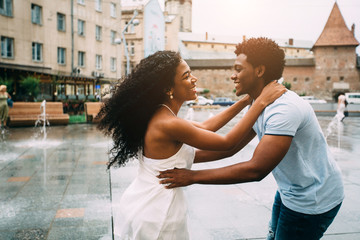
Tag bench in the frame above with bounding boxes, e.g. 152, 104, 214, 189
84, 102, 103, 123
8, 102, 69, 127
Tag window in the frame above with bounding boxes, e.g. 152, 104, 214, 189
110, 57, 116, 71
31, 4, 42, 25
32, 42, 42, 61
124, 21, 129, 33
57, 13, 66, 31
110, 2, 116, 17
77, 85, 85, 95
110, 30, 116, 44
326, 76, 331, 81
124, 21, 135, 33
293, 77, 297, 82
95, 0, 102, 11
0, 0, 13, 16
1, 36, 14, 58
95, 25, 102, 41
78, 51, 85, 67
130, 42, 135, 55
340, 76, 344, 81
96, 55, 102, 69
78, 20, 85, 36
57, 47, 66, 64
305, 77, 310, 82
77, 0, 84, 4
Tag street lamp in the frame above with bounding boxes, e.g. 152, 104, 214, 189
115, 10, 140, 76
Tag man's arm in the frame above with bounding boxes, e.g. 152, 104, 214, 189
158, 134, 292, 188
194, 130, 256, 163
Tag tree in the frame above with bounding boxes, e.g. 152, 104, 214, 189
0, 76, 14, 94
20, 76, 40, 101
282, 81, 292, 90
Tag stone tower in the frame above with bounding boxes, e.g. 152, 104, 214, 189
165, 0, 192, 32
312, 2, 359, 98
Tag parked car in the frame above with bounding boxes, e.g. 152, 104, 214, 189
213, 97, 236, 106
186, 96, 214, 106
300, 96, 326, 104
345, 92, 360, 104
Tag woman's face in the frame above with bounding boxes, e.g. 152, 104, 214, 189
171, 60, 197, 102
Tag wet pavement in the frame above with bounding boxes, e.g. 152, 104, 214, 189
0, 107, 360, 240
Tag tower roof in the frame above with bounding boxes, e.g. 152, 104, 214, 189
313, 2, 359, 47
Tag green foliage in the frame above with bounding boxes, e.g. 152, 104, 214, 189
0, 76, 14, 94
20, 76, 40, 101
299, 92, 307, 96
282, 81, 292, 90
202, 88, 210, 94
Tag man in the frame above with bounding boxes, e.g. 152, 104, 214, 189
158, 37, 344, 240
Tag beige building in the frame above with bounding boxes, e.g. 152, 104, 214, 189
165, 0, 192, 33
120, 0, 165, 75
0, 0, 122, 101
120, 6, 144, 76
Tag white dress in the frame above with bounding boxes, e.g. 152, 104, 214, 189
336, 94, 346, 120
115, 144, 195, 240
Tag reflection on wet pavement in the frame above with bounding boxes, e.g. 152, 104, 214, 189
0, 107, 359, 239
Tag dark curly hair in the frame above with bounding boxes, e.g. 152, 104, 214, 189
235, 37, 285, 82
97, 51, 182, 168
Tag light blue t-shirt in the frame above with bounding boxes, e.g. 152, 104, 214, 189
252, 90, 344, 214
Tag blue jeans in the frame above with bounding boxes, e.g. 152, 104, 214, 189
266, 191, 342, 240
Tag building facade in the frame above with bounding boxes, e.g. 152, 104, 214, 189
0, 0, 122, 101
120, 0, 165, 76
165, 0, 191, 33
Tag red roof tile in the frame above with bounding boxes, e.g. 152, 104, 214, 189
314, 2, 359, 47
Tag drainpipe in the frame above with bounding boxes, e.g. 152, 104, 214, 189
71, 0, 74, 76
70, 0, 77, 98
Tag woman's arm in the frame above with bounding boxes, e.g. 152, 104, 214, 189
190, 95, 251, 132
166, 81, 285, 151
194, 130, 256, 163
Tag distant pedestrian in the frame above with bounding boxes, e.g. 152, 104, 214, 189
0, 85, 11, 129
337, 93, 347, 121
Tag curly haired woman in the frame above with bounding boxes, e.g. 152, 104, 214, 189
97, 50, 285, 239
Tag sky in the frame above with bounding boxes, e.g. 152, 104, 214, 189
158, 0, 360, 54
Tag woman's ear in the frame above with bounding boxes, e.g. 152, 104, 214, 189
256, 65, 265, 78
166, 89, 174, 99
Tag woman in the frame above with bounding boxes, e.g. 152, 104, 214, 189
97, 51, 285, 239
0, 85, 11, 129
336, 93, 347, 121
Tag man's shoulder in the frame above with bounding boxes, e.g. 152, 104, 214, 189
266, 91, 303, 111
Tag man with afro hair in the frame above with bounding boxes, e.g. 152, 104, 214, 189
159, 37, 344, 239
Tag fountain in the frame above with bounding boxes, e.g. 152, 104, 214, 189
34, 100, 50, 141
325, 113, 343, 149
11, 100, 61, 149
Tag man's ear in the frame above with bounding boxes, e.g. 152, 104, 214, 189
255, 65, 265, 78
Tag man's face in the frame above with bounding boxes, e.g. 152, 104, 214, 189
231, 53, 258, 97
